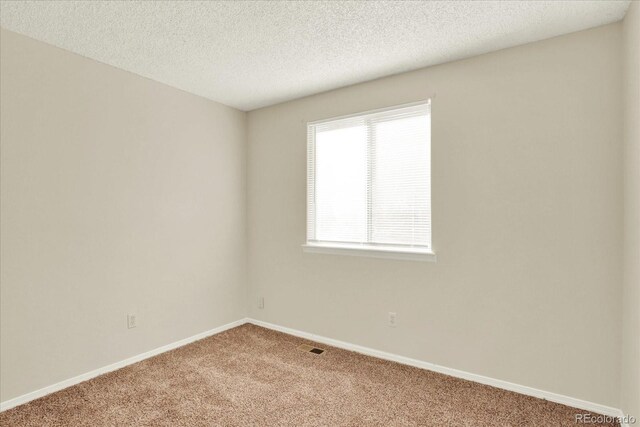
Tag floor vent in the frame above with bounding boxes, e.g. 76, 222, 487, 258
298, 344, 325, 355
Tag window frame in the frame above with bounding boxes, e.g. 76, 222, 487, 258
303, 100, 436, 262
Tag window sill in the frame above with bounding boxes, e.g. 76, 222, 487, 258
302, 243, 436, 262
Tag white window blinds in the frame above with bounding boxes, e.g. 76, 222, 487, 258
307, 101, 431, 253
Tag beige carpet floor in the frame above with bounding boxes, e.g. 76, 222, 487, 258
0, 324, 617, 426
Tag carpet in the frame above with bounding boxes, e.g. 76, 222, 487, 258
0, 324, 617, 426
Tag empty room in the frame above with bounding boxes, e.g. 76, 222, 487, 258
0, 1, 638, 426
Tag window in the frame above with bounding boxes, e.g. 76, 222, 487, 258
304, 101, 434, 261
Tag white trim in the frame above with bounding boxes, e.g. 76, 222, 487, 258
246, 318, 624, 419
1, 316, 627, 422
307, 99, 431, 126
0, 318, 249, 412
302, 243, 436, 262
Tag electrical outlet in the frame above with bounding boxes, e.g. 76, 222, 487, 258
388, 312, 397, 327
257, 296, 264, 309
127, 314, 137, 329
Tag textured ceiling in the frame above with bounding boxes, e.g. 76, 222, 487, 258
0, 1, 632, 111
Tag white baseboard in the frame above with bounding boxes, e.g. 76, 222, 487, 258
246, 318, 626, 420
0, 318, 249, 412
1, 316, 628, 424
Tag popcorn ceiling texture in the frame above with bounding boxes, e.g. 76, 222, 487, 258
0, 325, 619, 426
0, 0, 631, 111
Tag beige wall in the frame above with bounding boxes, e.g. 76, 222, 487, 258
247, 24, 623, 406
0, 29, 247, 401
1, 15, 633, 412
622, 0, 640, 419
